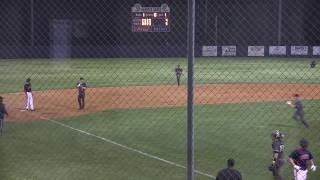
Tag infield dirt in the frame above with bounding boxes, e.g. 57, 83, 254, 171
2, 83, 320, 121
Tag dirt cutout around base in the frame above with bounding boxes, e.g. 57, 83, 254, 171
2, 83, 320, 122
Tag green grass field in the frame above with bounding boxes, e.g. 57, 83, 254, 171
0, 58, 319, 180
0, 58, 319, 93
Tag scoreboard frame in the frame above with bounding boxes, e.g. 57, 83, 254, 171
131, 3, 170, 32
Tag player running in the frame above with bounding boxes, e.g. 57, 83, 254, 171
288, 94, 309, 128
77, 77, 87, 110
288, 138, 316, 180
175, 64, 183, 86
24, 78, 35, 111
269, 130, 285, 180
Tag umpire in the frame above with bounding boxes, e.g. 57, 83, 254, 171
0, 96, 9, 135
77, 77, 87, 110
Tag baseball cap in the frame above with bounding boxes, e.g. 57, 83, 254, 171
300, 138, 309, 148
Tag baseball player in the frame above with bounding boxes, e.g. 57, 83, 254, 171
77, 77, 87, 110
310, 60, 316, 68
269, 130, 285, 180
24, 78, 34, 111
288, 94, 309, 128
0, 96, 9, 136
175, 64, 183, 86
288, 138, 316, 180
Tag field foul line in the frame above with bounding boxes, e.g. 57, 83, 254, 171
41, 117, 215, 179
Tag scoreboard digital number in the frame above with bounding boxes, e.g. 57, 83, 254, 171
131, 3, 170, 32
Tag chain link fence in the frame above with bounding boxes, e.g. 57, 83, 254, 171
0, 0, 319, 180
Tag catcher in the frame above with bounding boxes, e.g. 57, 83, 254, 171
269, 130, 285, 180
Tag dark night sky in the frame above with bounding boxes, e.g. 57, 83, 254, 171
0, 0, 319, 47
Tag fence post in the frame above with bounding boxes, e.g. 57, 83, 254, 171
187, 0, 195, 179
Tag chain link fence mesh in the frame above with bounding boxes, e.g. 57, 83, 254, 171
0, 0, 319, 180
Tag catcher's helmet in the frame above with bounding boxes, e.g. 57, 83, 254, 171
272, 130, 284, 139
300, 138, 309, 148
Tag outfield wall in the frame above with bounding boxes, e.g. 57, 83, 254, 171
1, 45, 320, 59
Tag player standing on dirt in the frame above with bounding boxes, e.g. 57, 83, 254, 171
287, 94, 309, 128
77, 77, 87, 110
175, 64, 183, 86
0, 96, 9, 136
24, 78, 34, 111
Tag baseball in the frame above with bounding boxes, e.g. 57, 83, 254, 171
77, 84, 80, 87
286, 101, 292, 105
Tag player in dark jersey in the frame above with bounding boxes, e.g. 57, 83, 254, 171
175, 65, 183, 86
288, 94, 309, 128
269, 130, 285, 180
24, 78, 35, 111
77, 77, 87, 110
310, 60, 316, 68
0, 96, 9, 136
216, 158, 242, 180
288, 138, 316, 180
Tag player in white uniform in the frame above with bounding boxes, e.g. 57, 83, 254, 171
24, 78, 34, 111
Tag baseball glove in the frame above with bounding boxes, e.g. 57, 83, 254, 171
268, 164, 274, 171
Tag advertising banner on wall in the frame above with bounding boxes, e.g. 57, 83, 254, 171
222, 46, 236, 56
248, 46, 265, 56
269, 46, 286, 56
202, 46, 217, 56
313, 46, 320, 55
291, 46, 308, 56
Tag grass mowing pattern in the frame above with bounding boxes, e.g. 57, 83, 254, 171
0, 58, 319, 93
1, 100, 319, 180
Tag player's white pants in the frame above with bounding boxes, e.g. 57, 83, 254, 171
26, 92, 34, 110
294, 169, 308, 180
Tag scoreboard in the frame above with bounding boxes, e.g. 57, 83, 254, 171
131, 3, 170, 32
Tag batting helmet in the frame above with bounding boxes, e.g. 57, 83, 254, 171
300, 138, 309, 148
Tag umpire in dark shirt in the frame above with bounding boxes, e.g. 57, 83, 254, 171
216, 159, 242, 180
